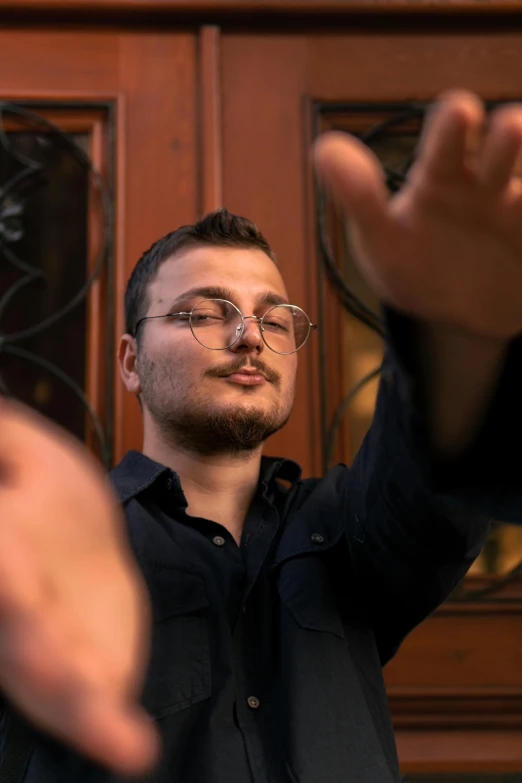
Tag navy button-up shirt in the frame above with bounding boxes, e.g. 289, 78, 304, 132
107, 348, 493, 783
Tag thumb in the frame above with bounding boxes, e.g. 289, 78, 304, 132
73, 699, 161, 777
36, 692, 161, 777
313, 131, 392, 244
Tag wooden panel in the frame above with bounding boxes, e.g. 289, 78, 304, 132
222, 35, 322, 476
385, 597, 522, 736
199, 25, 223, 215
396, 730, 522, 774
114, 32, 198, 461
387, 605, 522, 690
307, 32, 522, 100
0, 31, 119, 92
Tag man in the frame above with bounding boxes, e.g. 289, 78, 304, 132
0, 89, 521, 781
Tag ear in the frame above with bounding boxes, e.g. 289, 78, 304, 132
118, 334, 141, 395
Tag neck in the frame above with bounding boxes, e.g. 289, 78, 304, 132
142, 419, 263, 543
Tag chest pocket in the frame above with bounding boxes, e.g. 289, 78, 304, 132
141, 566, 211, 720
276, 552, 346, 640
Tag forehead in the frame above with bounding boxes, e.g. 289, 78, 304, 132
148, 245, 288, 306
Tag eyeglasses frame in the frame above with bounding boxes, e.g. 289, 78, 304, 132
133, 298, 318, 355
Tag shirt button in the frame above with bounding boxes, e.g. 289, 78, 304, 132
165, 477, 173, 490
213, 536, 226, 547
247, 696, 260, 710
311, 532, 325, 544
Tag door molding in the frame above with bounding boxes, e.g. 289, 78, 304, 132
0, 0, 519, 21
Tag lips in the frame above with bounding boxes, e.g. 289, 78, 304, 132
223, 370, 267, 386
224, 369, 266, 379
206, 362, 280, 387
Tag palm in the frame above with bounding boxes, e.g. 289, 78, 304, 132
0, 402, 158, 775
315, 90, 522, 339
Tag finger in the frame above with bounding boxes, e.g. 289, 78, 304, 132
0, 398, 62, 459
40, 693, 160, 777
28, 689, 159, 776
415, 89, 485, 180
476, 104, 522, 194
313, 131, 392, 240
0, 398, 101, 480
0, 509, 42, 612
0, 619, 159, 776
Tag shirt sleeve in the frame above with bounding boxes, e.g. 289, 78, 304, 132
385, 308, 522, 522
342, 309, 521, 664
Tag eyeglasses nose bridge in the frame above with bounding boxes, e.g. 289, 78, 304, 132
240, 314, 264, 335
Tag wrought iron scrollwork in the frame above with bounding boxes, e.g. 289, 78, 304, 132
314, 100, 522, 602
315, 103, 421, 477
0, 100, 114, 466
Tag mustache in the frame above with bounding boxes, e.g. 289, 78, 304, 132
205, 357, 281, 385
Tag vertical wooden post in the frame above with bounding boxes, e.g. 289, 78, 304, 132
199, 24, 223, 216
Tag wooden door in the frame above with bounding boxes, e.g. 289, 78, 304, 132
0, 26, 198, 465
219, 20, 522, 775
2, 4, 522, 778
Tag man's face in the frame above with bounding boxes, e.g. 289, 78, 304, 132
127, 245, 298, 455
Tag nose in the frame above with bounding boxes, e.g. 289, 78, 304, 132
230, 316, 264, 354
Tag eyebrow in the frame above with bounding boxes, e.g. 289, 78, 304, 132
162, 286, 290, 312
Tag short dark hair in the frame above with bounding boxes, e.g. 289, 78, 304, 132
124, 208, 277, 337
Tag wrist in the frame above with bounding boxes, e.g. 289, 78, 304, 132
415, 321, 509, 458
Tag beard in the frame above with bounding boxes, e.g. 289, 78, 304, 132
160, 402, 290, 456
137, 352, 293, 456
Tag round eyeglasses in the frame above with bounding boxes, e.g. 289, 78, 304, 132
134, 298, 318, 355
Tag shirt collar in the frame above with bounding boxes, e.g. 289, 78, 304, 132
260, 455, 302, 486
109, 450, 172, 504
109, 450, 302, 505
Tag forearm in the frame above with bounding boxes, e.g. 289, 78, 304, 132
416, 322, 510, 459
